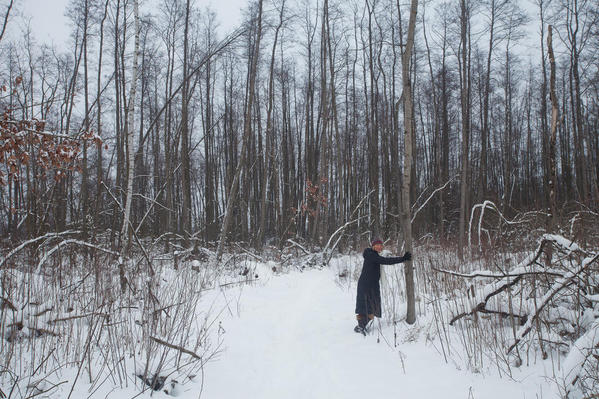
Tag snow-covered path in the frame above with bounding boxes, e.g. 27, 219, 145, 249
199, 267, 549, 399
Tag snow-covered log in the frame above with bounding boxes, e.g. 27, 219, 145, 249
561, 318, 599, 397
438, 238, 548, 325
436, 234, 598, 360
508, 252, 599, 353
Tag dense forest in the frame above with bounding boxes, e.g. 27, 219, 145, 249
1, 1, 598, 397
0, 0, 597, 251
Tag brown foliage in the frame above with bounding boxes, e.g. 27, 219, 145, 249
0, 77, 101, 185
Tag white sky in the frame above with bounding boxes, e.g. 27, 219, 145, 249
17, 0, 246, 48
20, 0, 71, 46
13, 0, 545, 67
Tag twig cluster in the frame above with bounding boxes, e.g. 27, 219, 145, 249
434, 234, 599, 396
0, 234, 222, 398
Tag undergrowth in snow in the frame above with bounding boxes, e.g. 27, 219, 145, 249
0, 233, 597, 398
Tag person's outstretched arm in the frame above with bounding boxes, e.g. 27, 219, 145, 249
365, 251, 412, 265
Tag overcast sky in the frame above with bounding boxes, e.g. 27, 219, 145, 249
11, 0, 544, 64
16, 0, 245, 48
21, 0, 72, 46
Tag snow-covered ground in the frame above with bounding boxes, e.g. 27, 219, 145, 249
2, 251, 577, 398
196, 264, 555, 399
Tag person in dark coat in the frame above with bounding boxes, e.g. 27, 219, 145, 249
354, 238, 411, 333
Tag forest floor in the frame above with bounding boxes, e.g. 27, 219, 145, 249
194, 262, 556, 399
8, 253, 567, 399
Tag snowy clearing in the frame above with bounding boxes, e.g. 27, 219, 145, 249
2, 247, 592, 398
198, 264, 553, 399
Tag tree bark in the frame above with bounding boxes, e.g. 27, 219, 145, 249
400, 0, 418, 325
95, 0, 109, 229
180, 0, 193, 242
547, 25, 559, 230
458, 0, 471, 261
216, 0, 263, 260
257, 0, 285, 249
120, 0, 140, 252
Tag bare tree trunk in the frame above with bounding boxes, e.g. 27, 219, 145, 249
545, 24, 560, 268
480, 0, 497, 202
0, 0, 13, 43
458, 0, 471, 261
567, 0, 589, 203
326, 0, 343, 240
547, 25, 559, 230
216, 0, 263, 260
95, 0, 109, 229
538, 0, 550, 208
312, 0, 330, 243
400, 0, 418, 325
257, 0, 285, 249
180, 0, 193, 242
365, 0, 380, 237
440, 16, 450, 242
121, 0, 140, 251
503, 44, 513, 213
81, 0, 89, 236
204, 28, 217, 242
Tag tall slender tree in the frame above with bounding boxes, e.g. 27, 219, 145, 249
400, 0, 419, 325
121, 0, 140, 250
457, 0, 471, 261
216, 0, 264, 260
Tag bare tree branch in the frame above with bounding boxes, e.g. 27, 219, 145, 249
0, 0, 13, 43
508, 252, 599, 353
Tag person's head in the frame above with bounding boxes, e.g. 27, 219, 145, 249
371, 238, 384, 252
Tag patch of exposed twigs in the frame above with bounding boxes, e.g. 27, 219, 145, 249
432, 233, 599, 394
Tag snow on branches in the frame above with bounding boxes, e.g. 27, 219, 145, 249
435, 234, 599, 395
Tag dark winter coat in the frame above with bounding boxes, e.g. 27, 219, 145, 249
355, 248, 407, 317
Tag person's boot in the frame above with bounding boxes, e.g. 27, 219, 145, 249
354, 314, 367, 335
354, 325, 365, 334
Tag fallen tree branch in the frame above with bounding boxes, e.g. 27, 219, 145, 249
35, 239, 119, 273
0, 231, 80, 269
235, 243, 265, 262
323, 189, 374, 254
541, 233, 588, 256
507, 252, 599, 353
1, 297, 17, 311
26, 379, 68, 398
441, 239, 550, 325
48, 312, 110, 324
433, 267, 564, 280
321, 215, 367, 266
286, 239, 310, 255
477, 308, 528, 325
150, 336, 202, 360
449, 276, 523, 325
